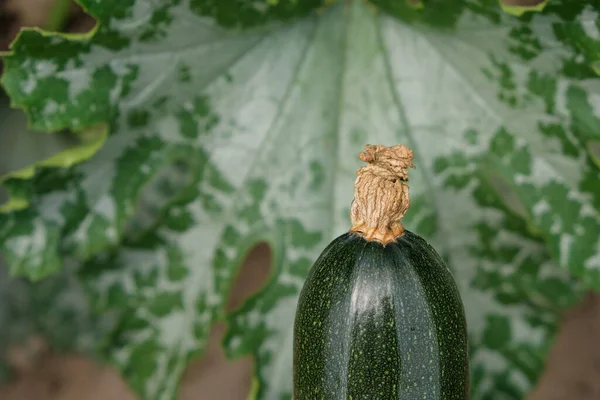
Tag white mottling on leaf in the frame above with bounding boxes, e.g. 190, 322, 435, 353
550, 216, 562, 234
532, 199, 550, 217
259, 295, 297, 397
205, 290, 220, 308
553, 79, 570, 117
48, 36, 63, 45
107, 0, 154, 31
35, 61, 58, 78
67, 71, 92, 101
21, 75, 37, 95
515, 157, 558, 185
285, 247, 306, 264
581, 7, 600, 40
157, 115, 183, 142
30, 219, 48, 257
559, 233, 573, 266
580, 202, 600, 222
235, 219, 251, 235
112, 346, 131, 367
277, 271, 303, 289
584, 243, 600, 270
204, 23, 315, 188
228, 335, 242, 350
39, 192, 77, 224
96, 194, 117, 221
509, 369, 532, 393
223, 245, 237, 261
585, 78, 600, 115
105, 226, 118, 241
246, 309, 262, 328
42, 99, 59, 115
157, 311, 188, 348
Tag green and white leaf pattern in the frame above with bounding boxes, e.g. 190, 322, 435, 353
0, 257, 112, 382
1, 0, 599, 398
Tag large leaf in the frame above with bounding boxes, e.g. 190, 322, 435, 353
1, 0, 599, 399
0, 99, 109, 380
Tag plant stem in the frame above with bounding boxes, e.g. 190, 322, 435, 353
44, 0, 73, 32
349, 143, 415, 244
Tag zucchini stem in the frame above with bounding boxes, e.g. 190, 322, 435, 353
349, 143, 415, 244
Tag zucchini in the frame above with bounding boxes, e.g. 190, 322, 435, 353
293, 144, 469, 399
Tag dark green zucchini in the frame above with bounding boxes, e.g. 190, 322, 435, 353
293, 144, 469, 400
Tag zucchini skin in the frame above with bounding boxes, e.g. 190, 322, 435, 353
293, 231, 468, 400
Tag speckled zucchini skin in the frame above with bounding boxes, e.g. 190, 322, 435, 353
293, 231, 469, 400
